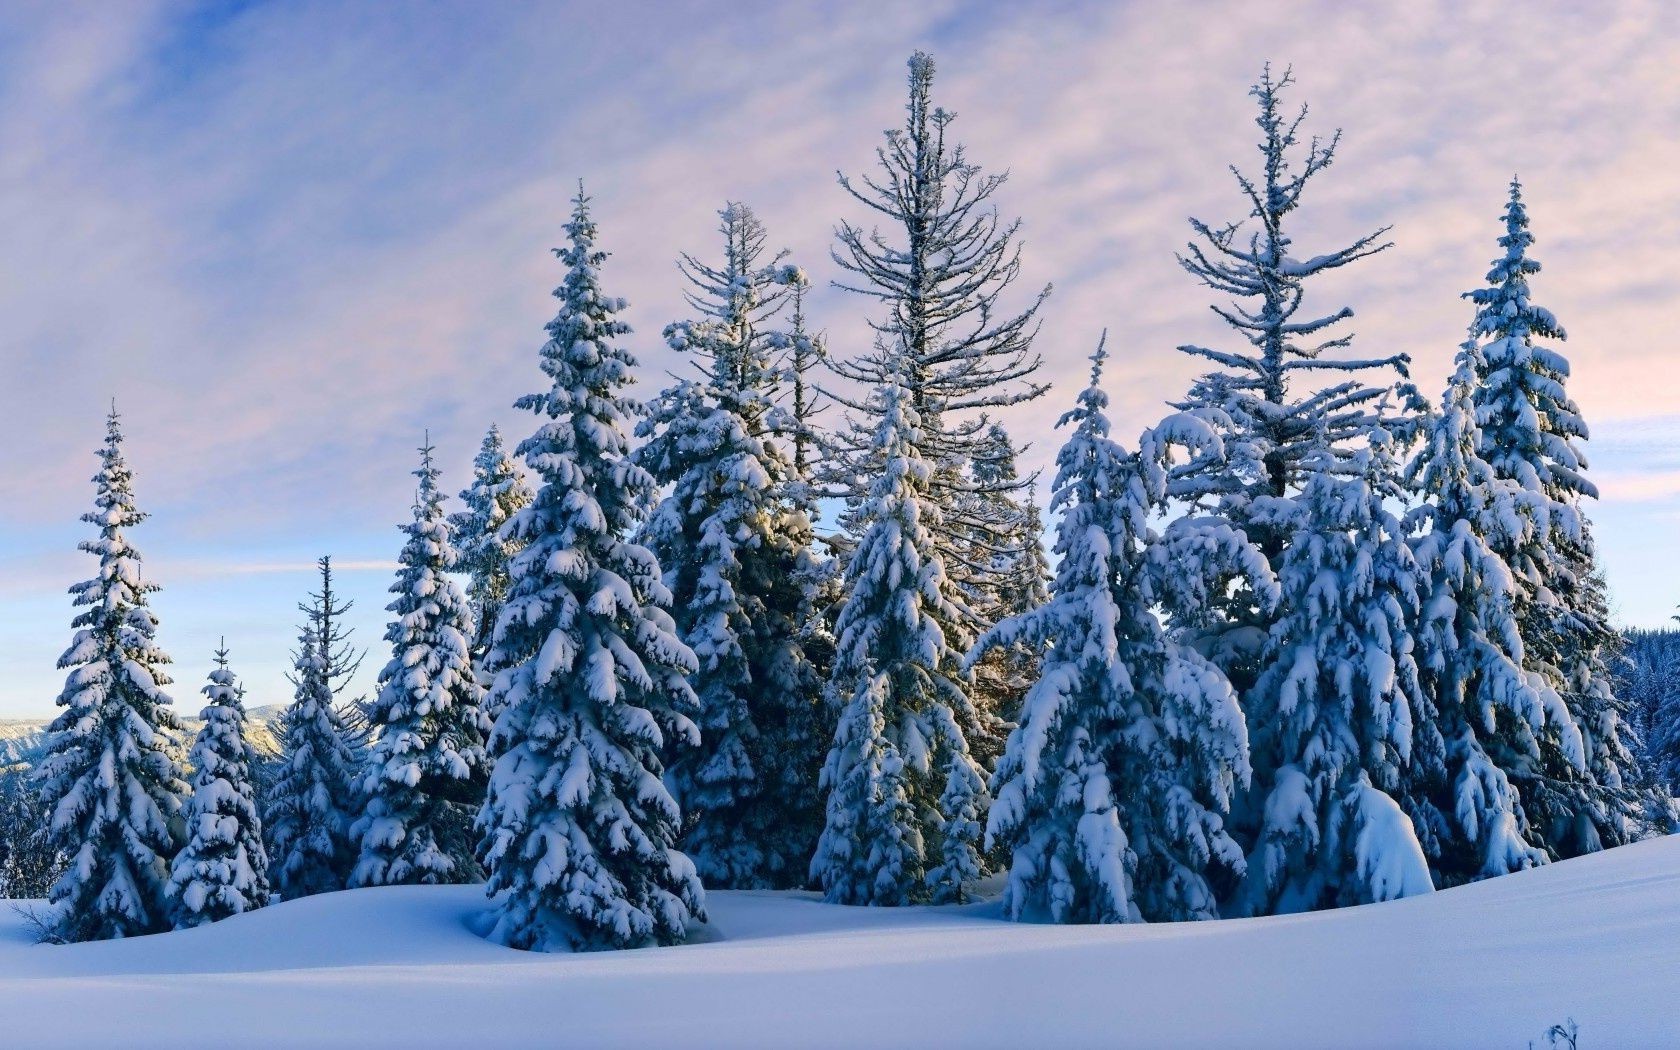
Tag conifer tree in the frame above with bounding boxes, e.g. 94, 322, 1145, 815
352, 441, 490, 887
975, 344, 1273, 923
266, 623, 360, 899
1404, 344, 1587, 884
1171, 65, 1414, 684
963, 423, 1050, 745
810, 373, 989, 906
1651, 608, 1680, 799
1240, 439, 1435, 914
780, 276, 827, 508
825, 52, 1051, 761
1464, 180, 1645, 854
477, 187, 705, 951
450, 425, 534, 669
170, 645, 271, 926
34, 409, 187, 941
636, 203, 825, 889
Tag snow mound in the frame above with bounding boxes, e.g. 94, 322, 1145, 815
3, 835, 1678, 1048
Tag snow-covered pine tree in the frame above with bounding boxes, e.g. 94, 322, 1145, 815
450, 425, 534, 669
299, 555, 371, 753
635, 203, 826, 889
780, 275, 827, 511
1171, 65, 1414, 686
477, 187, 704, 951
1404, 341, 1590, 884
33, 409, 187, 941
169, 645, 271, 927
962, 422, 1050, 751
1240, 434, 1435, 914
351, 441, 490, 888
1464, 180, 1646, 855
1651, 610, 1680, 800
266, 622, 361, 899
810, 370, 990, 906
825, 52, 1050, 761
974, 342, 1273, 924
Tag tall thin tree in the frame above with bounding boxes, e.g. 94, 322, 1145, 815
636, 203, 826, 889
34, 409, 187, 941
477, 187, 705, 951
352, 440, 490, 887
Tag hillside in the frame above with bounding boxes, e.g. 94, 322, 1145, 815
0, 835, 1675, 1048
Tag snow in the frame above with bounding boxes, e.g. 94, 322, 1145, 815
0, 835, 1675, 1047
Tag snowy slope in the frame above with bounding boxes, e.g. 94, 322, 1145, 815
2, 835, 1677, 1049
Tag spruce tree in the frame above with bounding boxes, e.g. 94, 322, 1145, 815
477, 187, 704, 951
1171, 65, 1414, 685
33, 409, 187, 941
826, 51, 1050, 760
1464, 180, 1645, 854
1405, 342, 1593, 883
266, 623, 360, 899
636, 203, 825, 889
975, 344, 1272, 923
1240, 438, 1435, 914
352, 441, 490, 887
450, 425, 534, 670
810, 373, 989, 906
170, 645, 271, 926
1650, 609, 1680, 799
962, 423, 1049, 749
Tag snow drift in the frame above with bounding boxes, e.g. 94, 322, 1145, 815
1, 834, 1676, 1048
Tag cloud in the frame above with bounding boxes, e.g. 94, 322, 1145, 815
5, 0, 1680, 709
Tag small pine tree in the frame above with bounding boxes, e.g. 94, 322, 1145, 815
266, 623, 361, 899
975, 344, 1272, 923
450, 425, 534, 670
636, 203, 826, 889
1240, 438, 1435, 914
170, 645, 271, 927
33, 409, 188, 941
477, 187, 705, 951
810, 373, 989, 906
352, 441, 491, 887
1465, 180, 1646, 854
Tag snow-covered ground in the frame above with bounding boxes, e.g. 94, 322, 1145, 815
2, 835, 1676, 1049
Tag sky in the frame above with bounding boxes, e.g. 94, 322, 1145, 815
1, 0, 1678, 717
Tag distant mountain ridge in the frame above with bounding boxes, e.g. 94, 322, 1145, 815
0, 704, 286, 769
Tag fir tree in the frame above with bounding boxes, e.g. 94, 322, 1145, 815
477, 187, 705, 951
352, 441, 491, 887
170, 645, 271, 927
1405, 342, 1587, 884
266, 622, 360, 899
450, 425, 534, 670
825, 51, 1050, 761
962, 423, 1050, 750
810, 372, 989, 906
1464, 180, 1645, 854
636, 203, 825, 889
33, 409, 187, 941
975, 344, 1273, 923
1171, 65, 1415, 686
1240, 438, 1435, 914
1649, 610, 1680, 799
779, 275, 827, 510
